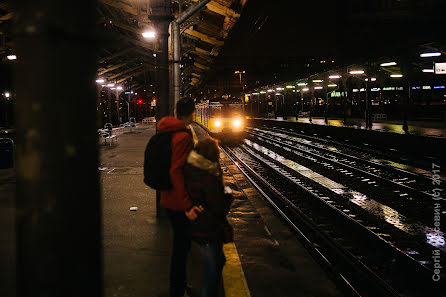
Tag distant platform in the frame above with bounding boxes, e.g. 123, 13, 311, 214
254, 117, 446, 138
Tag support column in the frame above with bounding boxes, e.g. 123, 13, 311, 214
150, 0, 173, 119
13, 1, 102, 296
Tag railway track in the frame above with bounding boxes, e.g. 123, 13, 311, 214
246, 127, 444, 225
221, 141, 444, 297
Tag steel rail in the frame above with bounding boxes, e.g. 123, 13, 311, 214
221, 145, 403, 297
253, 125, 438, 179
247, 129, 443, 204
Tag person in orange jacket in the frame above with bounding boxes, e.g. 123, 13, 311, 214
157, 97, 202, 297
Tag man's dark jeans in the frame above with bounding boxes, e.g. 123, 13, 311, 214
200, 241, 225, 297
166, 209, 191, 297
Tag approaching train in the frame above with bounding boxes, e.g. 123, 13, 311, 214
194, 100, 246, 141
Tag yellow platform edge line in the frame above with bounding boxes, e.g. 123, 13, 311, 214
222, 242, 251, 297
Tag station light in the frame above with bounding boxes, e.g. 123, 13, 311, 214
390, 74, 403, 78
314, 86, 323, 90
302, 88, 309, 92
297, 82, 307, 86
275, 93, 281, 96
312, 79, 323, 83
260, 91, 266, 94
96, 79, 105, 83
110, 87, 116, 90
349, 70, 364, 74
7, 55, 17, 60
276, 87, 284, 91
4, 92, 10, 98
422, 69, 434, 73
267, 89, 274, 92
107, 83, 115, 87
380, 62, 397, 66
142, 31, 155, 38
370, 77, 377, 81
328, 84, 337, 87
420, 52, 441, 58
286, 85, 295, 89
252, 92, 259, 95
328, 75, 341, 79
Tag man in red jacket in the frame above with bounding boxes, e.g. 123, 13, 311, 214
157, 97, 201, 297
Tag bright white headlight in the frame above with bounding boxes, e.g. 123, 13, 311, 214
233, 119, 241, 127
214, 120, 221, 127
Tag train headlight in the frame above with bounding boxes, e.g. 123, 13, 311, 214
232, 119, 242, 127
214, 120, 221, 127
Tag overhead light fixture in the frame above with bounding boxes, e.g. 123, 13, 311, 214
260, 91, 266, 94
96, 79, 105, 83
275, 93, 281, 96
286, 85, 295, 89
314, 86, 323, 90
7, 55, 17, 60
267, 89, 274, 92
4, 92, 10, 98
380, 62, 397, 66
390, 74, 403, 78
312, 79, 323, 83
302, 88, 309, 92
420, 52, 441, 58
142, 31, 156, 38
328, 84, 337, 87
371, 77, 377, 81
117, 86, 123, 90
276, 87, 284, 90
328, 75, 341, 79
422, 69, 434, 73
349, 70, 364, 74
107, 83, 115, 87
297, 82, 307, 86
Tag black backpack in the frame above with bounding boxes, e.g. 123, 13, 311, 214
144, 132, 173, 190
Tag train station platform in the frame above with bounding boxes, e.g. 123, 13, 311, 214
258, 116, 446, 138
99, 123, 342, 297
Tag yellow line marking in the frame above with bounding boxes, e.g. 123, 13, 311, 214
223, 242, 251, 297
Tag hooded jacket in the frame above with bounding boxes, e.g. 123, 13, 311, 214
184, 150, 233, 243
157, 116, 194, 211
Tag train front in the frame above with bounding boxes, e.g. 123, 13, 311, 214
208, 102, 246, 142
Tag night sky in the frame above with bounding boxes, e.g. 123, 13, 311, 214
203, 0, 446, 90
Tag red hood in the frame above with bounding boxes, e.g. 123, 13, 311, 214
157, 116, 188, 133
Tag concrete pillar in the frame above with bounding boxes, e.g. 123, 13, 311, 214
12, 0, 102, 296
150, 0, 173, 119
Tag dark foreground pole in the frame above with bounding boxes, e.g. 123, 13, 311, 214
12, 1, 102, 296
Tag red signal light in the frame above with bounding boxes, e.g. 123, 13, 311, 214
137, 99, 143, 104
